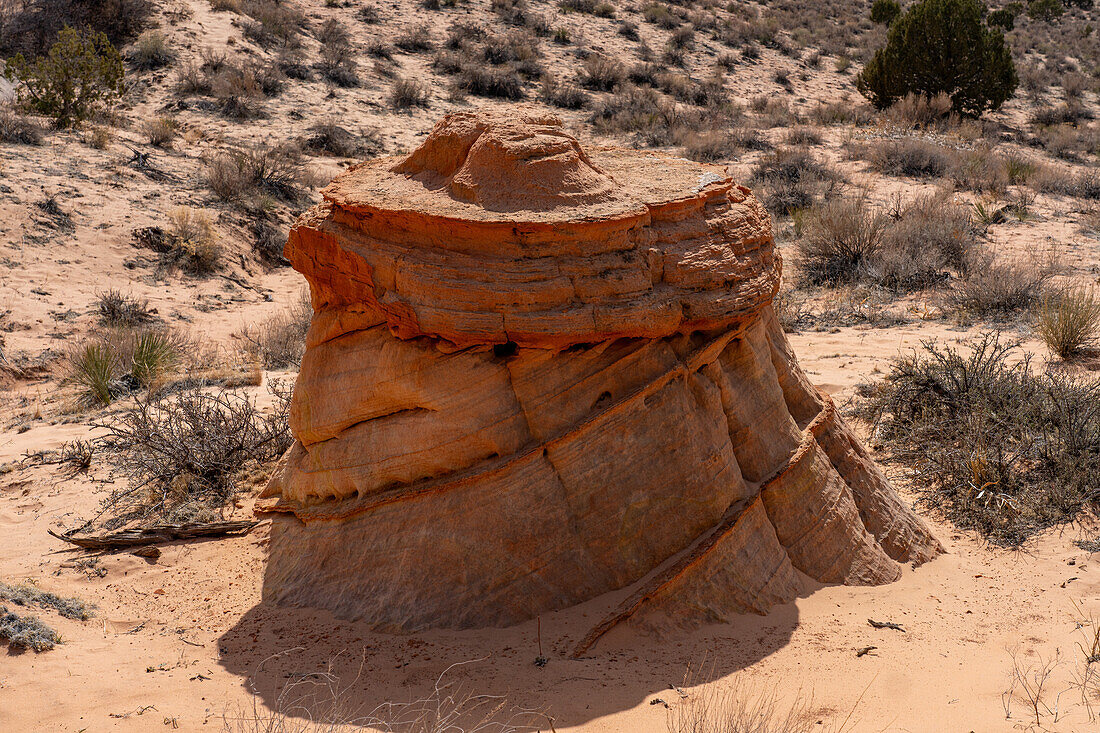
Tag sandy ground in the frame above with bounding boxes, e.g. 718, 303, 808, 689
4, 317, 1100, 733
3, 0, 1100, 729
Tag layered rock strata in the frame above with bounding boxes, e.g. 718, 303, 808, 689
260, 110, 943, 650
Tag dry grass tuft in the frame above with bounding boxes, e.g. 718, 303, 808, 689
1035, 285, 1100, 360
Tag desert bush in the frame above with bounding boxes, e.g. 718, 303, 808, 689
874, 193, 977, 289
784, 126, 822, 146
946, 252, 1054, 319
83, 124, 110, 149
987, 6, 1020, 30
578, 54, 625, 91
240, 0, 303, 48
0, 606, 60, 652
0, 104, 44, 144
303, 119, 381, 158
4, 26, 124, 128
681, 128, 765, 161
750, 147, 840, 217
590, 84, 691, 146
390, 76, 429, 109
65, 339, 121, 406
455, 64, 525, 99
796, 196, 886, 286
809, 100, 874, 125
857, 0, 1017, 116
395, 24, 433, 53
127, 29, 172, 69
97, 289, 153, 327
207, 143, 304, 202
0, 581, 93, 620
1035, 285, 1100, 359
1032, 167, 1100, 199
318, 19, 358, 86
0, 0, 153, 58
1027, 0, 1064, 21
541, 75, 588, 109
167, 206, 220, 273
141, 116, 178, 147
857, 334, 1100, 545
94, 384, 291, 519
862, 137, 952, 178
950, 146, 1008, 193
130, 329, 183, 389
884, 92, 953, 127
240, 290, 311, 369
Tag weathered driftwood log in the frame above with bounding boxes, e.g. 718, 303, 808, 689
48, 521, 259, 550
259, 110, 943, 649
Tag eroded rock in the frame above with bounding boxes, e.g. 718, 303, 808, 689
260, 110, 943, 652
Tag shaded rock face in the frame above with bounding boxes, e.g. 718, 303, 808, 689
261, 110, 943, 652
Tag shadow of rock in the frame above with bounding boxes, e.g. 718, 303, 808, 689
217, 596, 801, 729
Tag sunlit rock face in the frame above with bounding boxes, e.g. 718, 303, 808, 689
260, 110, 942, 652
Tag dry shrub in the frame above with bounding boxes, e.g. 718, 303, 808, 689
541, 75, 589, 109
64, 327, 185, 406
240, 0, 303, 48
883, 91, 952, 127
1032, 166, 1100, 200
168, 206, 221, 273
578, 54, 625, 91
874, 193, 976, 290
863, 137, 952, 178
317, 19, 358, 86
0, 105, 44, 144
141, 116, 178, 147
97, 289, 153, 327
795, 195, 885, 286
93, 384, 291, 521
0, 607, 60, 652
785, 126, 822, 146
128, 29, 172, 69
207, 143, 304, 202
390, 76, 429, 109
395, 23, 433, 53
681, 127, 766, 162
857, 334, 1100, 545
950, 145, 1008, 194
666, 675, 819, 733
303, 119, 381, 158
590, 84, 693, 146
809, 100, 874, 125
750, 147, 840, 217
84, 125, 110, 149
946, 251, 1055, 320
0, 582, 93, 620
1035, 285, 1100, 359
240, 290, 312, 369
797, 193, 977, 291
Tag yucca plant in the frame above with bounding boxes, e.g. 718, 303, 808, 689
66, 341, 121, 406
131, 329, 182, 389
1036, 286, 1100, 359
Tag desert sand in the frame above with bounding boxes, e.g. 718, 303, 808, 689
3, 0, 1100, 730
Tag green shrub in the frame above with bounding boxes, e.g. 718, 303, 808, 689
4, 26, 124, 128
870, 0, 901, 25
987, 7, 1018, 30
1027, 0, 1064, 21
857, 0, 1017, 116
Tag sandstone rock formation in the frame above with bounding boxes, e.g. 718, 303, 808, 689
260, 110, 943, 653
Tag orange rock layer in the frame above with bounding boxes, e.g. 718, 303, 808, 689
261, 111, 942, 648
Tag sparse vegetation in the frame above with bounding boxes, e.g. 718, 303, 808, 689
96, 290, 153, 327
0, 606, 60, 652
206, 143, 305, 203
239, 290, 312, 369
1035, 285, 1100, 359
390, 76, 430, 109
751, 147, 840, 216
93, 384, 291, 521
858, 334, 1100, 545
4, 26, 124, 128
